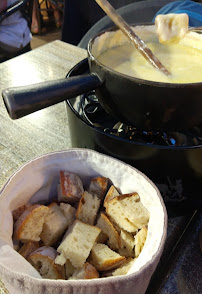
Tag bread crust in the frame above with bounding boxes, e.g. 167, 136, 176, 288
106, 193, 149, 233
89, 243, 126, 271
104, 185, 120, 208
40, 203, 68, 246
110, 257, 136, 276
96, 212, 121, 250
18, 241, 40, 259
88, 177, 108, 201
13, 204, 49, 242
71, 262, 99, 280
76, 191, 101, 225
58, 171, 84, 203
12, 203, 32, 222
29, 246, 66, 279
134, 227, 148, 257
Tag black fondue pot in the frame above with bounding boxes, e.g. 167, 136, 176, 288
2, 25, 202, 131
65, 58, 202, 217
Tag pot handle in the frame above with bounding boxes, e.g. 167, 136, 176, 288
2, 74, 102, 119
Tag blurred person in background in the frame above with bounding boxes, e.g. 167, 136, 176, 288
31, 0, 63, 34
0, 0, 32, 61
61, 0, 136, 45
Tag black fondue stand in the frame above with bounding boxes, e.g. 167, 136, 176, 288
0, 29, 201, 294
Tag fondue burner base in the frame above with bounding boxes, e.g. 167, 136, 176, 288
66, 59, 202, 218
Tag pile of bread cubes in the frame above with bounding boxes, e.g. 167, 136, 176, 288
12, 171, 150, 280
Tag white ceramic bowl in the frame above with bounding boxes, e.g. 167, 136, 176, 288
0, 149, 167, 294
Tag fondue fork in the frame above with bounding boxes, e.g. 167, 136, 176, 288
189, 27, 202, 33
95, 0, 171, 76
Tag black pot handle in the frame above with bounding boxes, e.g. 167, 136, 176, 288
2, 74, 102, 119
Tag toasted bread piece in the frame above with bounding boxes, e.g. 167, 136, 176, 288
120, 230, 135, 257
70, 262, 99, 280
96, 213, 120, 250
56, 220, 101, 268
134, 227, 148, 257
59, 202, 76, 227
29, 246, 65, 279
65, 259, 76, 279
58, 171, 84, 204
89, 243, 126, 271
118, 230, 136, 258
107, 216, 122, 233
110, 257, 136, 276
88, 177, 108, 201
18, 241, 40, 259
40, 203, 68, 246
76, 191, 101, 225
104, 185, 120, 208
106, 193, 149, 233
118, 247, 135, 258
13, 204, 49, 242
12, 203, 32, 222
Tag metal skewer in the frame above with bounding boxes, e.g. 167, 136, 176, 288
95, 0, 171, 76
189, 27, 202, 33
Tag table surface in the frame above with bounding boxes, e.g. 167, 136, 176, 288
0, 41, 201, 294
0, 40, 87, 189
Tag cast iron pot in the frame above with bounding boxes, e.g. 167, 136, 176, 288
2, 25, 202, 131
66, 58, 202, 217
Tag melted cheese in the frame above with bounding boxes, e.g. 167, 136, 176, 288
95, 26, 202, 84
155, 13, 189, 44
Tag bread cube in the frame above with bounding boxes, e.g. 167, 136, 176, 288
134, 227, 148, 257
13, 204, 49, 242
120, 230, 135, 255
88, 177, 108, 201
18, 241, 40, 259
96, 212, 120, 250
58, 171, 84, 203
12, 203, 32, 222
40, 203, 68, 246
76, 191, 101, 225
104, 185, 120, 208
65, 259, 76, 279
56, 220, 101, 268
29, 246, 65, 279
59, 202, 76, 227
106, 193, 149, 233
110, 257, 136, 276
70, 262, 99, 280
89, 243, 126, 271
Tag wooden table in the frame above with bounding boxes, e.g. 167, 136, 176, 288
0, 40, 87, 189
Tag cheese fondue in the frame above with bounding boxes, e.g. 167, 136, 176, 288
94, 26, 202, 84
